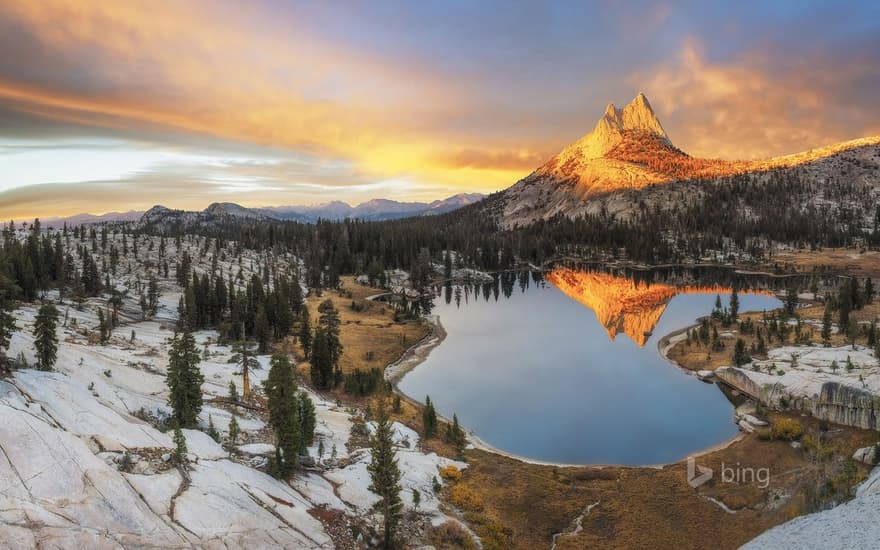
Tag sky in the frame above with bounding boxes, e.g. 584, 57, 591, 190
1, 0, 879, 219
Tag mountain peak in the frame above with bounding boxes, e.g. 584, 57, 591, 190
620, 93, 667, 140
542, 92, 672, 166
604, 102, 618, 118
595, 93, 667, 144
204, 202, 265, 219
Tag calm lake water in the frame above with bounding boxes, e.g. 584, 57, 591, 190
398, 271, 782, 465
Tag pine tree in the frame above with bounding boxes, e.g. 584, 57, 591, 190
310, 326, 334, 389
147, 276, 161, 316
228, 414, 240, 447
712, 294, 722, 318
172, 425, 188, 466
847, 318, 859, 349
0, 292, 15, 363
207, 414, 220, 442
850, 277, 863, 310
368, 397, 403, 550
733, 338, 750, 367
839, 284, 852, 327
821, 306, 833, 347
166, 331, 204, 428
253, 305, 271, 353
729, 288, 739, 321
231, 340, 259, 402
34, 303, 59, 371
422, 395, 437, 439
451, 413, 466, 459
785, 286, 798, 317
298, 390, 316, 445
299, 306, 312, 358
97, 307, 109, 343
318, 299, 343, 364
265, 353, 303, 477
865, 278, 875, 305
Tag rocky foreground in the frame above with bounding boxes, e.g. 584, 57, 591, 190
0, 234, 466, 548
710, 344, 880, 548
743, 465, 880, 549
715, 345, 880, 431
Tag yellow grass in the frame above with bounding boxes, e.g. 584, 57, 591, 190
305, 274, 879, 549
769, 248, 880, 276
296, 276, 429, 380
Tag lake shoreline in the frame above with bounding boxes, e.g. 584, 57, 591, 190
384, 313, 447, 386
386, 294, 757, 469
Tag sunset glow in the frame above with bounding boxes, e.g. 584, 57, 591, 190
1, 0, 878, 219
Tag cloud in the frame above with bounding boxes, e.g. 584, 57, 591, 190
1, 1, 878, 217
430, 147, 551, 172
633, 38, 880, 159
0, 1, 519, 183
0, 149, 468, 220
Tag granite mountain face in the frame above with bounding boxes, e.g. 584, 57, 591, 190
498, 93, 880, 228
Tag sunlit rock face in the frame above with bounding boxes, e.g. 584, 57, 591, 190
547, 267, 770, 347
548, 268, 676, 347
500, 91, 880, 228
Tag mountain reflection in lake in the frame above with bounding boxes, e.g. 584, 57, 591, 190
398, 267, 783, 465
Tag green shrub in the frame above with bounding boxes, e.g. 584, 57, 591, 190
343, 368, 383, 396
430, 521, 478, 550
771, 417, 804, 441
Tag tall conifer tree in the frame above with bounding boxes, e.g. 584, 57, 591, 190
368, 397, 403, 549
34, 303, 59, 371
166, 331, 204, 428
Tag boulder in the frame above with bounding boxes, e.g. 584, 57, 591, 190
93, 434, 127, 453
854, 445, 879, 465
742, 414, 768, 427
237, 443, 276, 456
716, 366, 880, 431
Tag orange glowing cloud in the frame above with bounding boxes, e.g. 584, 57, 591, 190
633, 38, 879, 160
0, 0, 535, 195
1, 1, 878, 219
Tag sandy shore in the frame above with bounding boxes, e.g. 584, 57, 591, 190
656, 320, 703, 375
384, 313, 447, 386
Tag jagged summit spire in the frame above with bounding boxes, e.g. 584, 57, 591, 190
597, 93, 667, 141
620, 92, 667, 140
632, 92, 651, 108
604, 102, 618, 118
556, 93, 671, 160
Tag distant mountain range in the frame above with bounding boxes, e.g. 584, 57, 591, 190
35, 193, 485, 227
34, 210, 145, 227
256, 193, 485, 222
46, 94, 880, 235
